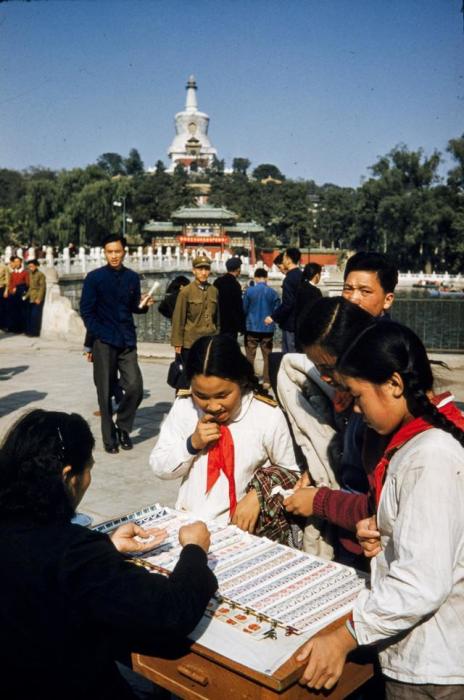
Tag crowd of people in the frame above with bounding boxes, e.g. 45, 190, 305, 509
0, 254, 46, 336
1, 237, 463, 699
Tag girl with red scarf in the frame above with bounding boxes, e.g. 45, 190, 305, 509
298, 322, 464, 699
150, 335, 300, 538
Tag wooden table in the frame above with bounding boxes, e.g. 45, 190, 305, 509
132, 622, 373, 699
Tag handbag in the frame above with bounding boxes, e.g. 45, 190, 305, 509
167, 355, 186, 389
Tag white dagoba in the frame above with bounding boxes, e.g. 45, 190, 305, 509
166, 75, 217, 172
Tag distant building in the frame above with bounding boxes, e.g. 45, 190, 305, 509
143, 203, 262, 259
166, 75, 217, 173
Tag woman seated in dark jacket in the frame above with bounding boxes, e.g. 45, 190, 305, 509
0, 409, 217, 700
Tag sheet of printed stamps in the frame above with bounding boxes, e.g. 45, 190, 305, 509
95, 505, 367, 637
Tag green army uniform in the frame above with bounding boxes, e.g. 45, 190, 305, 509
24, 266, 46, 336
25, 269, 46, 304
171, 280, 219, 349
0, 262, 10, 329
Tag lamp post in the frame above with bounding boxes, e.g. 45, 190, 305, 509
113, 197, 127, 236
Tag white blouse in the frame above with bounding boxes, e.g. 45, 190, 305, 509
149, 392, 299, 524
353, 426, 464, 684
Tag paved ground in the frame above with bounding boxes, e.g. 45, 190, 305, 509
1, 331, 463, 526
0, 333, 180, 524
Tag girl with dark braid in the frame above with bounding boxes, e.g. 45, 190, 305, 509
297, 322, 464, 698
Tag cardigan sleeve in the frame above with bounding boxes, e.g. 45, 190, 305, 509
63, 529, 217, 644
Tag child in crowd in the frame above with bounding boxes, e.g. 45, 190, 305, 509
298, 322, 464, 698
0, 409, 216, 700
150, 335, 300, 542
283, 297, 384, 564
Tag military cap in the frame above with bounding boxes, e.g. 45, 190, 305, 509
192, 255, 212, 268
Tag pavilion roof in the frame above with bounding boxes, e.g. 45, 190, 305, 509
171, 204, 238, 222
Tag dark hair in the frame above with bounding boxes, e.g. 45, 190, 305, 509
302, 262, 321, 282
344, 251, 398, 293
102, 233, 127, 249
285, 247, 301, 264
254, 268, 268, 279
0, 410, 95, 523
273, 253, 284, 266
186, 335, 260, 394
298, 296, 374, 357
10, 256, 20, 263
166, 275, 190, 294
225, 257, 242, 272
337, 322, 464, 447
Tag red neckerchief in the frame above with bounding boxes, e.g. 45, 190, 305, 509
372, 392, 464, 507
206, 425, 236, 515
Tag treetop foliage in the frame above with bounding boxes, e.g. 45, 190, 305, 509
1, 135, 463, 271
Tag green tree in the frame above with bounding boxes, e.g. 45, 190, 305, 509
124, 148, 145, 176
96, 152, 125, 177
232, 158, 251, 175
0, 169, 26, 208
252, 163, 285, 181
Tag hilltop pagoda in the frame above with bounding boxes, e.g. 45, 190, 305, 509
166, 76, 217, 173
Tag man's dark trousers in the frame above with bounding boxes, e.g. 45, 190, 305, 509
93, 339, 143, 448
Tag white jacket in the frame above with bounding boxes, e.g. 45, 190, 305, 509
150, 392, 299, 524
353, 426, 464, 684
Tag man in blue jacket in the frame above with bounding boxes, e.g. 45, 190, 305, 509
264, 247, 302, 353
80, 234, 153, 453
243, 268, 280, 389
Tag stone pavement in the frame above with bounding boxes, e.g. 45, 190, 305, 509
0, 332, 180, 525
1, 331, 463, 526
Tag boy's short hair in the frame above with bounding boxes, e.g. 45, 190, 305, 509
254, 268, 268, 279
285, 247, 301, 264
273, 252, 284, 266
101, 233, 127, 249
344, 251, 398, 293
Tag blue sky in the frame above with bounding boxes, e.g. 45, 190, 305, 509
1, 0, 462, 186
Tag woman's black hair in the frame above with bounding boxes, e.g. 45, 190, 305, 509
166, 275, 190, 294
337, 322, 464, 447
186, 335, 261, 394
297, 296, 374, 357
301, 262, 321, 282
0, 409, 95, 523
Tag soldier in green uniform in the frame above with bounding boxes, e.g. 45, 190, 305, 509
24, 259, 46, 336
171, 255, 219, 380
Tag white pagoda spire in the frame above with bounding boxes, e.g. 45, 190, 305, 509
166, 75, 217, 172
185, 75, 198, 113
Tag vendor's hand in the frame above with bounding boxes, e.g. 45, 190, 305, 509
356, 516, 381, 558
179, 521, 211, 553
190, 414, 221, 451
110, 523, 167, 554
264, 316, 274, 326
84, 352, 93, 363
284, 487, 319, 517
231, 489, 260, 533
297, 625, 357, 690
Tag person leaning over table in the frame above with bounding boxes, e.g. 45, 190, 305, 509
0, 408, 217, 700
170, 254, 219, 383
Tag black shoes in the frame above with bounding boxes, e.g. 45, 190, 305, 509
104, 443, 119, 454
116, 425, 133, 450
